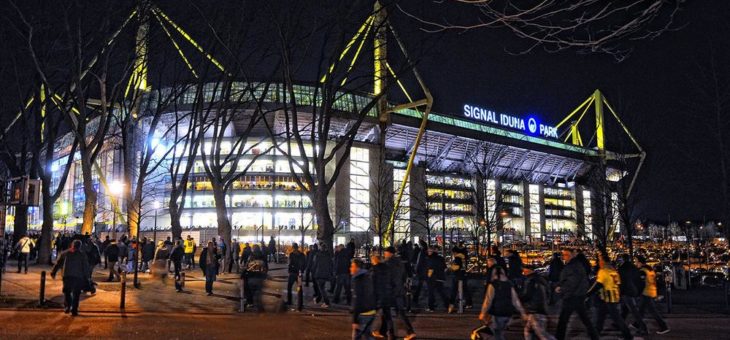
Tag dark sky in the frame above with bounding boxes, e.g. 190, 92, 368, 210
395, 1, 730, 222
2, 1, 728, 222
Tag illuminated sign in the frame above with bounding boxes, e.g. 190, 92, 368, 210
463, 104, 558, 138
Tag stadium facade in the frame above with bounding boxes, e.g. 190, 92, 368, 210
11, 81, 624, 247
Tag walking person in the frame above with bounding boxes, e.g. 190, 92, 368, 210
305, 244, 318, 288
199, 241, 220, 296
425, 246, 452, 312
51, 239, 90, 316
449, 247, 472, 312
636, 256, 670, 335
370, 254, 393, 339
351, 258, 377, 340
554, 248, 599, 340
184, 236, 195, 269
170, 240, 185, 292
521, 266, 556, 340
377, 246, 416, 340
104, 240, 121, 282
312, 244, 333, 307
333, 244, 352, 305
229, 238, 240, 273
16, 234, 34, 274
587, 253, 634, 340
243, 245, 268, 311
411, 242, 429, 308
286, 243, 306, 306
547, 252, 564, 305
477, 266, 528, 340
617, 253, 648, 335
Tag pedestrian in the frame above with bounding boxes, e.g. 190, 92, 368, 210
333, 244, 352, 305
370, 254, 393, 338
411, 242, 429, 308
104, 239, 121, 282
101, 236, 111, 269
184, 236, 195, 269
351, 258, 377, 340
449, 246, 472, 312
554, 248, 599, 340
477, 266, 527, 340
617, 253, 648, 335
587, 253, 633, 340
305, 244, 318, 288
378, 246, 416, 340
15, 234, 34, 274
243, 244, 268, 311
547, 252, 564, 305
286, 243, 306, 306
230, 238, 240, 273
170, 240, 185, 292
51, 239, 90, 316
521, 265, 556, 340
141, 237, 155, 272
425, 246, 451, 312
636, 256, 670, 335
268, 236, 277, 263
312, 243, 333, 307
199, 241, 220, 296
507, 249, 524, 288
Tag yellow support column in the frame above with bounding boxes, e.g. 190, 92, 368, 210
593, 89, 605, 152
570, 121, 581, 146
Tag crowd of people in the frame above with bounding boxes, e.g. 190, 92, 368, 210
0, 231, 702, 339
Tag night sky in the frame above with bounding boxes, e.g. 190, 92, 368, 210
395, 1, 730, 222
2, 1, 729, 223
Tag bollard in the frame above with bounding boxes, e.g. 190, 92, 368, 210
239, 276, 246, 312
665, 280, 672, 314
457, 279, 464, 314
39, 271, 46, 306
180, 272, 185, 290
405, 277, 412, 312
120, 271, 127, 309
297, 272, 303, 312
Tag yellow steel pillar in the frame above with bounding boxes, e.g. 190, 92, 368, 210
570, 121, 580, 146
373, 1, 392, 245
593, 89, 605, 152
127, 1, 150, 101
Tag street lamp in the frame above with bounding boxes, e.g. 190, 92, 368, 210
152, 200, 161, 245
109, 181, 125, 240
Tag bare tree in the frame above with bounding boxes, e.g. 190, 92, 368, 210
398, 0, 682, 61
260, 2, 418, 249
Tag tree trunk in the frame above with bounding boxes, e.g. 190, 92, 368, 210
38, 194, 54, 265
212, 185, 232, 267
81, 158, 97, 235
127, 199, 140, 238
169, 201, 183, 240
313, 190, 333, 252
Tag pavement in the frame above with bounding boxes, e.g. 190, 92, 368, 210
0, 260, 729, 339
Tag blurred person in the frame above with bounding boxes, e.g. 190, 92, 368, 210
199, 241, 220, 295
636, 256, 670, 335
286, 243, 306, 306
477, 266, 527, 340
351, 258, 377, 340
554, 248, 599, 340
51, 239, 90, 316
587, 253, 633, 340
15, 234, 34, 274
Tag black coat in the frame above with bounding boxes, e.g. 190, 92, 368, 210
548, 256, 564, 283
52, 249, 90, 279
426, 253, 447, 281
351, 270, 376, 322
288, 250, 306, 274
558, 258, 589, 298
521, 273, 549, 314
371, 263, 393, 307
105, 244, 120, 262
142, 242, 155, 262
199, 247, 220, 275
507, 253, 523, 279
169, 245, 184, 262
618, 262, 642, 297
334, 249, 350, 275
413, 249, 429, 279
385, 255, 407, 297
312, 251, 333, 279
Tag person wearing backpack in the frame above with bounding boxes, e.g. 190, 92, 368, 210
199, 241, 220, 296
617, 253, 648, 335
243, 244, 268, 311
478, 266, 527, 340
521, 266, 556, 340
16, 234, 34, 274
286, 243, 306, 306
51, 239, 90, 316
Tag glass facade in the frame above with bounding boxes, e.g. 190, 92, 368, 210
349, 148, 370, 232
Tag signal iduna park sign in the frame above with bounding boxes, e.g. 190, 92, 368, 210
463, 104, 558, 139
